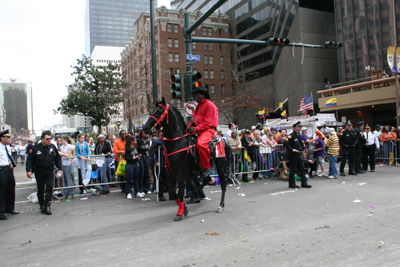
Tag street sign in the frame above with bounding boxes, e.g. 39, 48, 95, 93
185, 102, 197, 116
186, 54, 200, 61
190, 60, 197, 66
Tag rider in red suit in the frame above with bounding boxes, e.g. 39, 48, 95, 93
188, 86, 218, 178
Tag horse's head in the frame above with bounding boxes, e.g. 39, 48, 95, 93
143, 97, 169, 134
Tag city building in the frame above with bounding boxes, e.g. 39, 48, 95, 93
173, 0, 340, 127
121, 7, 231, 131
61, 85, 92, 132
0, 78, 33, 133
91, 46, 125, 133
318, 0, 399, 126
85, 0, 158, 55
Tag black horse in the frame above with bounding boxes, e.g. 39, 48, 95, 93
143, 97, 232, 221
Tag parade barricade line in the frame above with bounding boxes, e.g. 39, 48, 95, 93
375, 141, 398, 166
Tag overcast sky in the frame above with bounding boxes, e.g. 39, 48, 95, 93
0, 0, 170, 135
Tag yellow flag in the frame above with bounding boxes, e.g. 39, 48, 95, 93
281, 109, 286, 117
279, 102, 283, 109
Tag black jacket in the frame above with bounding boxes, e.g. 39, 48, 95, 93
26, 143, 62, 172
95, 141, 112, 157
149, 138, 165, 167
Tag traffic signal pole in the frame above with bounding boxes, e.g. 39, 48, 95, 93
150, 0, 157, 105
184, 12, 193, 101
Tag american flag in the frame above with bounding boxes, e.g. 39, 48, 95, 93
298, 94, 313, 112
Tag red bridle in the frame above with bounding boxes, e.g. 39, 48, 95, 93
150, 103, 169, 129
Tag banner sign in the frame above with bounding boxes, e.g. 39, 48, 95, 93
388, 46, 396, 73
397, 47, 400, 73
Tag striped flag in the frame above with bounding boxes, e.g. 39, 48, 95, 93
297, 94, 313, 112
325, 98, 337, 107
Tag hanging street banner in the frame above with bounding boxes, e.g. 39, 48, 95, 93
397, 47, 400, 73
387, 46, 396, 73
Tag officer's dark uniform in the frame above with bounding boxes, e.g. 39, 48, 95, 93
0, 130, 17, 220
26, 142, 62, 214
283, 122, 311, 188
354, 122, 366, 173
339, 122, 357, 175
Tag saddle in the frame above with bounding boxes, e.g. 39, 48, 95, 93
189, 133, 226, 165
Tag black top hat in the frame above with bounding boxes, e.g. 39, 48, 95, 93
191, 86, 210, 99
0, 129, 11, 138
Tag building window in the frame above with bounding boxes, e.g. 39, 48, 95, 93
176, 68, 180, 74
203, 27, 207, 36
220, 44, 223, 51
219, 29, 222, 37
204, 55, 208, 64
192, 42, 196, 49
167, 23, 172, 32
177, 99, 181, 107
203, 43, 207, 50
204, 70, 209, 79
169, 53, 173, 62
169, 68, 174, 75
174, 53, 179, 62
209, 43, 213, 50
168, 38, 172, 48
220, 56, 224, 65
210, 85, 215, 94
205, 84, 209, 90
221, 85, 225, 94
174, 39, 179, 48
208, 28, 212, 37
210, 70, 214, 79
173, 24, 178, 33
209, 56, 213, 65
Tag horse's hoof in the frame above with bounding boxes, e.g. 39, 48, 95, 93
184, 207, 189, 216
174, 215, 182, 221
217, 207, 224, 213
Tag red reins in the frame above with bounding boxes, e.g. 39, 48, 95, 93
150, 103, 196, 174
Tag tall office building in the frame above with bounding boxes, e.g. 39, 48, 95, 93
334, 0, 399, 82
85, 0, 158, 55
173, 0, 338, 126
0, 79, 33, 132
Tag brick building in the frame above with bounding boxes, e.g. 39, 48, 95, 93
121, 7, 231, 131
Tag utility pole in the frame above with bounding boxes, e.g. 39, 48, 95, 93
150, 0, 158, 106
394, 0, 399, 127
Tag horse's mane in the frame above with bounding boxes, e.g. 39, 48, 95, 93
167, 102, 187, 130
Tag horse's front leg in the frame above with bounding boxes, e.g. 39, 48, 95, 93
174, 174, 188, 221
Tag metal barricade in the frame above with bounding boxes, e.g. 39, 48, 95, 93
53, 154, 125, 194
375, 141, 398, 166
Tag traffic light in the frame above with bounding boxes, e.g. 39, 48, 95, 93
192, 72, 202, 91
171, 74, 182, 99
266, 37, 290, 46
323, 41, 343, 49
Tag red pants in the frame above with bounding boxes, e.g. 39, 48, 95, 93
197, 128, 215, 169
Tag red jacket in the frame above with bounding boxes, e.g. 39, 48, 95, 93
193, 99, 218, 134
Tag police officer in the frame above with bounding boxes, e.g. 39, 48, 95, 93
0, 130, 18, 220
354, 121, 366, 174
283, 121, 312, 189
362, 125, 380, 172
339, 121, 357, 176
26, 131, 62, 215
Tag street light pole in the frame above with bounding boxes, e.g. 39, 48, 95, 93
150, 0, 158, 106
394, 0, 399, 127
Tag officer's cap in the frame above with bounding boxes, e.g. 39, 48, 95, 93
346, 121, 353, 126
357, 121, 364, 126
244, 129, 251, 134
0, 129, 12, 138
292, 121, 302, 128
365, 124, 371, 129
375, 124, 381, 128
